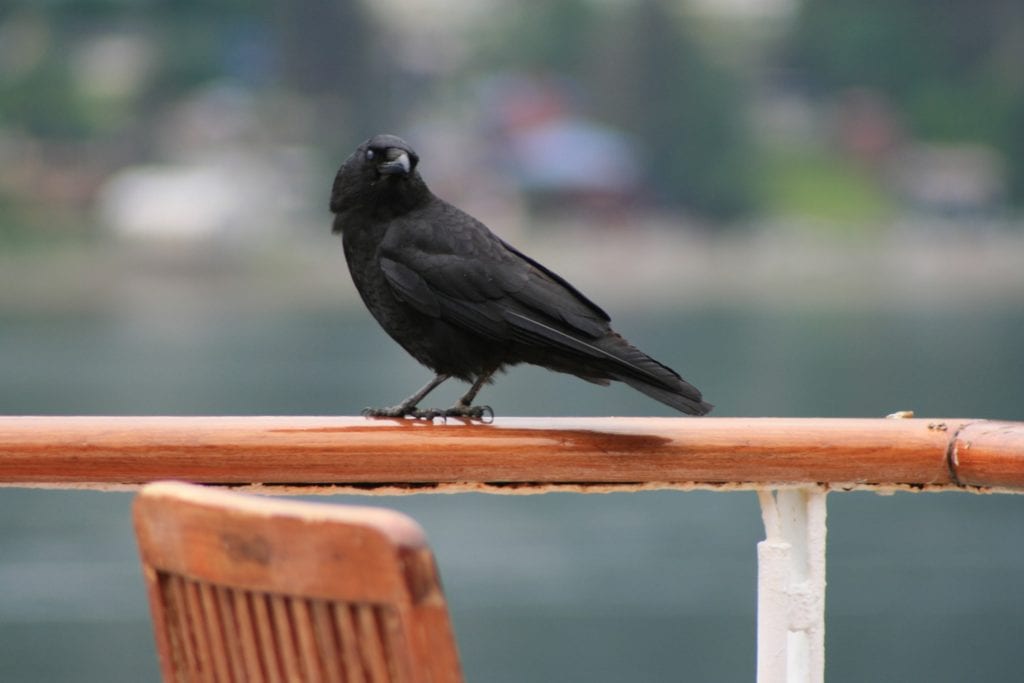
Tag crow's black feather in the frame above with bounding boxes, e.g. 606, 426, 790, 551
331, 134, 712, 416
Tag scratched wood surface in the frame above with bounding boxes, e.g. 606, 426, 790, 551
1, 416, 1022, 492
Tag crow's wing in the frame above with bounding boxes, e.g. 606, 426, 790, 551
378, 205, 681, 388
379, 207, 606, 336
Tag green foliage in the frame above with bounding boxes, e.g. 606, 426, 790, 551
758, 145, 894, 228
788, 0, 1024, 204
594, 1, 753, 219
1, 59, 92, 138
0, 5, 238, 139
484, 0, 755, 221
494, 0, 599, 75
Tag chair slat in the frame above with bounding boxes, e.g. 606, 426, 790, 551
252, 592, 284, 683
231, 588, 266, 683
311, 600, 345, 683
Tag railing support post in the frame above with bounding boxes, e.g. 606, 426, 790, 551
756, 488, 828, 683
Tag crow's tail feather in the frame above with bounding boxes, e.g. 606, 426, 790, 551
596, 334, 712, 416
618, 374, 713, 415
505, 311, 711, 415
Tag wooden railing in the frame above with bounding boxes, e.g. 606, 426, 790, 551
3, 415, 1023, 683
1, 416, 1022, 492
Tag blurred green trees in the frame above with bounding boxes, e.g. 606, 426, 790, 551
483, 0, 754, 220
787, 0, 1024, 203
594, 1, 753, 219
2, 0, 1023, 229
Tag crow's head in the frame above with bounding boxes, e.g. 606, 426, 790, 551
363, 134, 420, 177
330, 134, 424, 216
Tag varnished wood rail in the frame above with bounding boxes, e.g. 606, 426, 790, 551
1, 416, 1023, 493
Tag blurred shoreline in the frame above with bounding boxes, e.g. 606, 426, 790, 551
3, 222, 1023, 316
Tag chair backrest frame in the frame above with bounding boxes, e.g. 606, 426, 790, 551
134, 481, 463, 683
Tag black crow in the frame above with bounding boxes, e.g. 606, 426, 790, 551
330, 133, 712, 419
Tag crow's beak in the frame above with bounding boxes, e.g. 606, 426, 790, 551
379, 149, 413, 175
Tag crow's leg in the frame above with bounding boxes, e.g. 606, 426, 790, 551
436, 371, 495, 420
362, 373, 450, 418
455, 372, 490, 407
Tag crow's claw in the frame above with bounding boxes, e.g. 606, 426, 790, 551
463, 404, 494, 423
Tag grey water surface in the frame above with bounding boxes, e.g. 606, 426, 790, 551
1, 306, 1022, 682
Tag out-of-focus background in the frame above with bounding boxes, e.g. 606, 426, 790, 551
1, 1, 1023, 681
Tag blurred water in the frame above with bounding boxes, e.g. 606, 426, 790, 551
1, 306, 1023, 682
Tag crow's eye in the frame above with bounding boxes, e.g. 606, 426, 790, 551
365, 149, 375, 161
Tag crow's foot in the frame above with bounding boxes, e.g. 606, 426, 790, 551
361, 405, 415, 418
430, 403, 494, 422
362, 403, 494, 422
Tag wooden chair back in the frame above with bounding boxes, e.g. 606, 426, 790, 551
133, 481, 463, 683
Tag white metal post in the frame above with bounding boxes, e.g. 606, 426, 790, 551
756, 488, 828, 683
